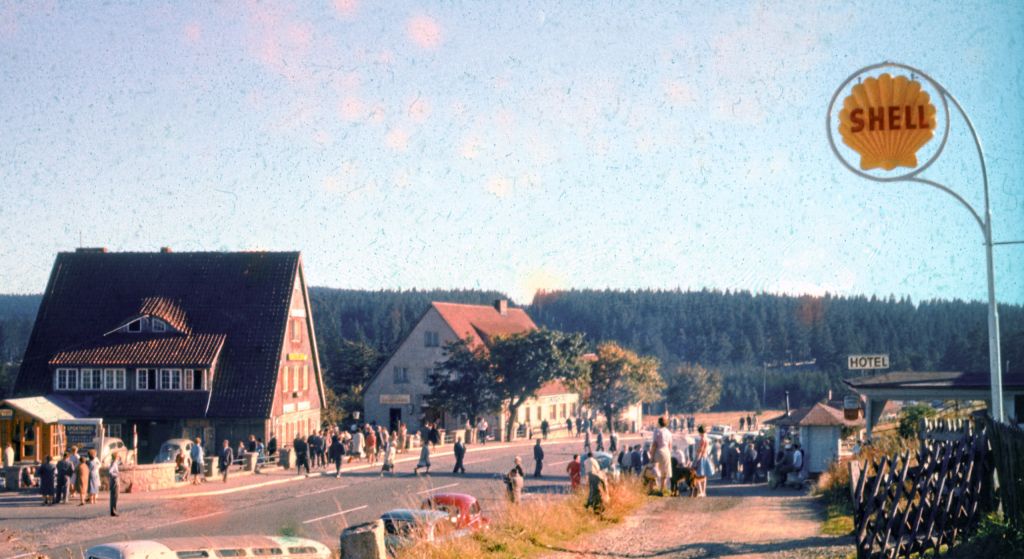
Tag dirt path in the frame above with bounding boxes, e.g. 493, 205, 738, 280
541, 482, 854, 559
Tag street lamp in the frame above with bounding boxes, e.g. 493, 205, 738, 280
826, 61, 1005, 421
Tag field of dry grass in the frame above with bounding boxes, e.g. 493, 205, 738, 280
397, 478, 650, 559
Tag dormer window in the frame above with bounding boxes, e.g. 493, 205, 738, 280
152, 319, 166, 332
127, 320, 142, 333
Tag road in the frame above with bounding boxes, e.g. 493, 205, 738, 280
2, 434, 643, 558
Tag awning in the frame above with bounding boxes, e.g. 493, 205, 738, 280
1, 395, 88, 423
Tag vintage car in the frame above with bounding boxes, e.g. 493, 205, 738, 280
78, 437, 131, 466
593, 451, 622, 481
154, 438, 195, 464
421, 492, 489, 530
84, 535, 330, 559
380, 509, 470, 554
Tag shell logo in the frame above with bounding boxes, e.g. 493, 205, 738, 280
838, 73, 937, 171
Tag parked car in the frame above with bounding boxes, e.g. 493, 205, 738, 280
78, 437, 130, 466
84, 535, 330, 559
593, 451, 622, 481
706, 424, 734, 441
154, 438, 195, 464
380, 509, 469, 554
421, 493, 489, 530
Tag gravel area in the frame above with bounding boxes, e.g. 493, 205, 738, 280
541, 481, 854, 559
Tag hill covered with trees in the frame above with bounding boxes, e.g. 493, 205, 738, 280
1, 288, 1021, 411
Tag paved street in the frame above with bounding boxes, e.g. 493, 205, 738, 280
1, 435, 645, 558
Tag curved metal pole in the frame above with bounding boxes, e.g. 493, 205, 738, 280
904, 177, 985, 234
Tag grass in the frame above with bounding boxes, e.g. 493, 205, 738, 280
397, 478, 650, 559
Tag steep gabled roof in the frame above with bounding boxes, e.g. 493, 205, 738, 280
16, 251, 300, 418
765, 402, 862, 427
432, 302, 537, 349
50, 333, 225, 367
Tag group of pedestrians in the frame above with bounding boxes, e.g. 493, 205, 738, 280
25, 446, 121, 516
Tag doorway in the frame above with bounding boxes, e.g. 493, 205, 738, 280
389, 408, 402, 432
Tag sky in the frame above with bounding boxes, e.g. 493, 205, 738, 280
1, 0, 1022, 305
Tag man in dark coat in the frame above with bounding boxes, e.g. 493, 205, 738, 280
428, 424, 441, 448
267, 435, 278, 458
453, 438, 466, 474
307, 433, 320, 469
293, 435, 310, 476
533, 439, 544, 478
56, 452, 73, 504
541, 419, 550, 440
328, 435, 345, 478
218, 440, 233, 483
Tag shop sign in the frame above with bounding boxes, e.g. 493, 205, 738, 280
838, 73, 937, 170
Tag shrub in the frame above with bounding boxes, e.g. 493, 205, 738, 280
898, 403, 937, 439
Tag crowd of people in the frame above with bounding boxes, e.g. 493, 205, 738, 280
7, 443, 123, 516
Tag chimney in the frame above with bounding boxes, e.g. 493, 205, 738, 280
494, 299, 508, 316
75, 247, 108, 253
160, 246, 173, 253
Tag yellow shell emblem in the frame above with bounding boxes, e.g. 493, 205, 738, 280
838, 73, 937, 171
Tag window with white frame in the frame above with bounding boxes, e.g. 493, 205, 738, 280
103, 368, 125, 390
106, 424, 123, 438
393, 366, 409, 384
159, 368, 181, 390
127, 320, 142, 333
302, 365, 308, 391
137, 369, 149, 390
171, 369, 181, 390
79, 368, 101, 390
282, 366, 289, 393
55, 368, 79, 390
152, 319, 166, 332
291, 319, 302, 343
184, 368, 194, 390
193, 369, 205, 390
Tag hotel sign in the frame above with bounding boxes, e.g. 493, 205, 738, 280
848, 354, 890, 370
380, 394, 411, 405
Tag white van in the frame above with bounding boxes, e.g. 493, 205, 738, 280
84, 536, 331, 559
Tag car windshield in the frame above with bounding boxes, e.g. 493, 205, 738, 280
156, 444, 182, 462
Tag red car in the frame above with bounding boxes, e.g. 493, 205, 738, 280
421, 492, 490, 530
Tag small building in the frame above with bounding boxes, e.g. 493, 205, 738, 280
363, 299, 580, 437
844, 371, 1024, 436
12, 248, 325, 461
765, 402, 862, 474
0, 395, 88, 463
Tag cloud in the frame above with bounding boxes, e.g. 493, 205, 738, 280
385, 127, 410, 151
245, 4, 315, 82
339, 96, 365, 121
408, 96, 431, 123
665, 80, 697, 106
333, 0, 358, 20
460, 136, 481, 159
407, 15, 442, 49
485, 173, 540, 198
183, 22, 202, 44
515, 268, 567, 305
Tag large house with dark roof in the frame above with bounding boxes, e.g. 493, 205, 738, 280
12, 248, 325, 460
363, 300, 580, 438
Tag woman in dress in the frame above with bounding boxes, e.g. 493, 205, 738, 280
76, 453, 90, 505
413, 439, 431, 475
694, 425, 713, 497
87, 449, 100, 504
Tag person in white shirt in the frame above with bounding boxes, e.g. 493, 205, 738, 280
651, 416, 673, 495
3, 443, 14, 468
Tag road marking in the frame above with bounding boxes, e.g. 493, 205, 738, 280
297, 484, 349, 497
416, 482, 459, 495
162, 508, 233, 527
549, 459, 572, 466
302, 504, 369, 524
462, 458, 495, 465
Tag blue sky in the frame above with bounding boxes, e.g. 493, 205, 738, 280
1, 1, 1022, 305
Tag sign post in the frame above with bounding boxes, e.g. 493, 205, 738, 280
847, 354, 890, 371
827, 61, 1005, 422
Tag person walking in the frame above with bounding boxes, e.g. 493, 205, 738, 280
75, 453, 90, 505
575, 417, 583, 438
739, 416, 746, 431
452, 437, 466, 474
584, 452, 608, 512
533, 439, 544, 478
293, 434, 310, 476
609, 430, 618, 453
365, 427, 377, 465
596, 430, 604, 452
583, 430, 591, 454
190, 438, 205, 484
56, 451, 73, 504
380, 439, 396, 476
428, 423, 441, 448
329, 435, 345, 478
108, 451, 121, 516
413, 439, 431, 475
86, 449, 100, 504
541, 419, 550, 440
567, 454, 582, 491
38, 455, 56, 505
254, 437, 266, 474
267, 434, 278, 459
478, 419, 488, 445
218, 440, 233, 483
566, 417, 574, 437
68, 446, 80, 499
651, 416, 673, 496
348, 427, 364, 463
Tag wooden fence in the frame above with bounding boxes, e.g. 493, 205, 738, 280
852, 419, 992, 559
982, 416, 1024, 531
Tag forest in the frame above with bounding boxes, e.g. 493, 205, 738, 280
1, 289, 1022, 411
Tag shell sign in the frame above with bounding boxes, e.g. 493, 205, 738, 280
838, 73, 937, 171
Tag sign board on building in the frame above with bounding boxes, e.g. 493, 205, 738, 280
0, 408, 12, 420
380, 394, 411, 405
848, 354, 890, 370
59, 419, 103, 447
287, 353, 308, 361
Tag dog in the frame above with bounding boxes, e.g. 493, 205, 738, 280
670, 458, 705, 497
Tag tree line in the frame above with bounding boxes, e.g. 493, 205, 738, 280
1, 289, 1022, 412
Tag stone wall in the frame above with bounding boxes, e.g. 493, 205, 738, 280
118, 462, 177, 493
